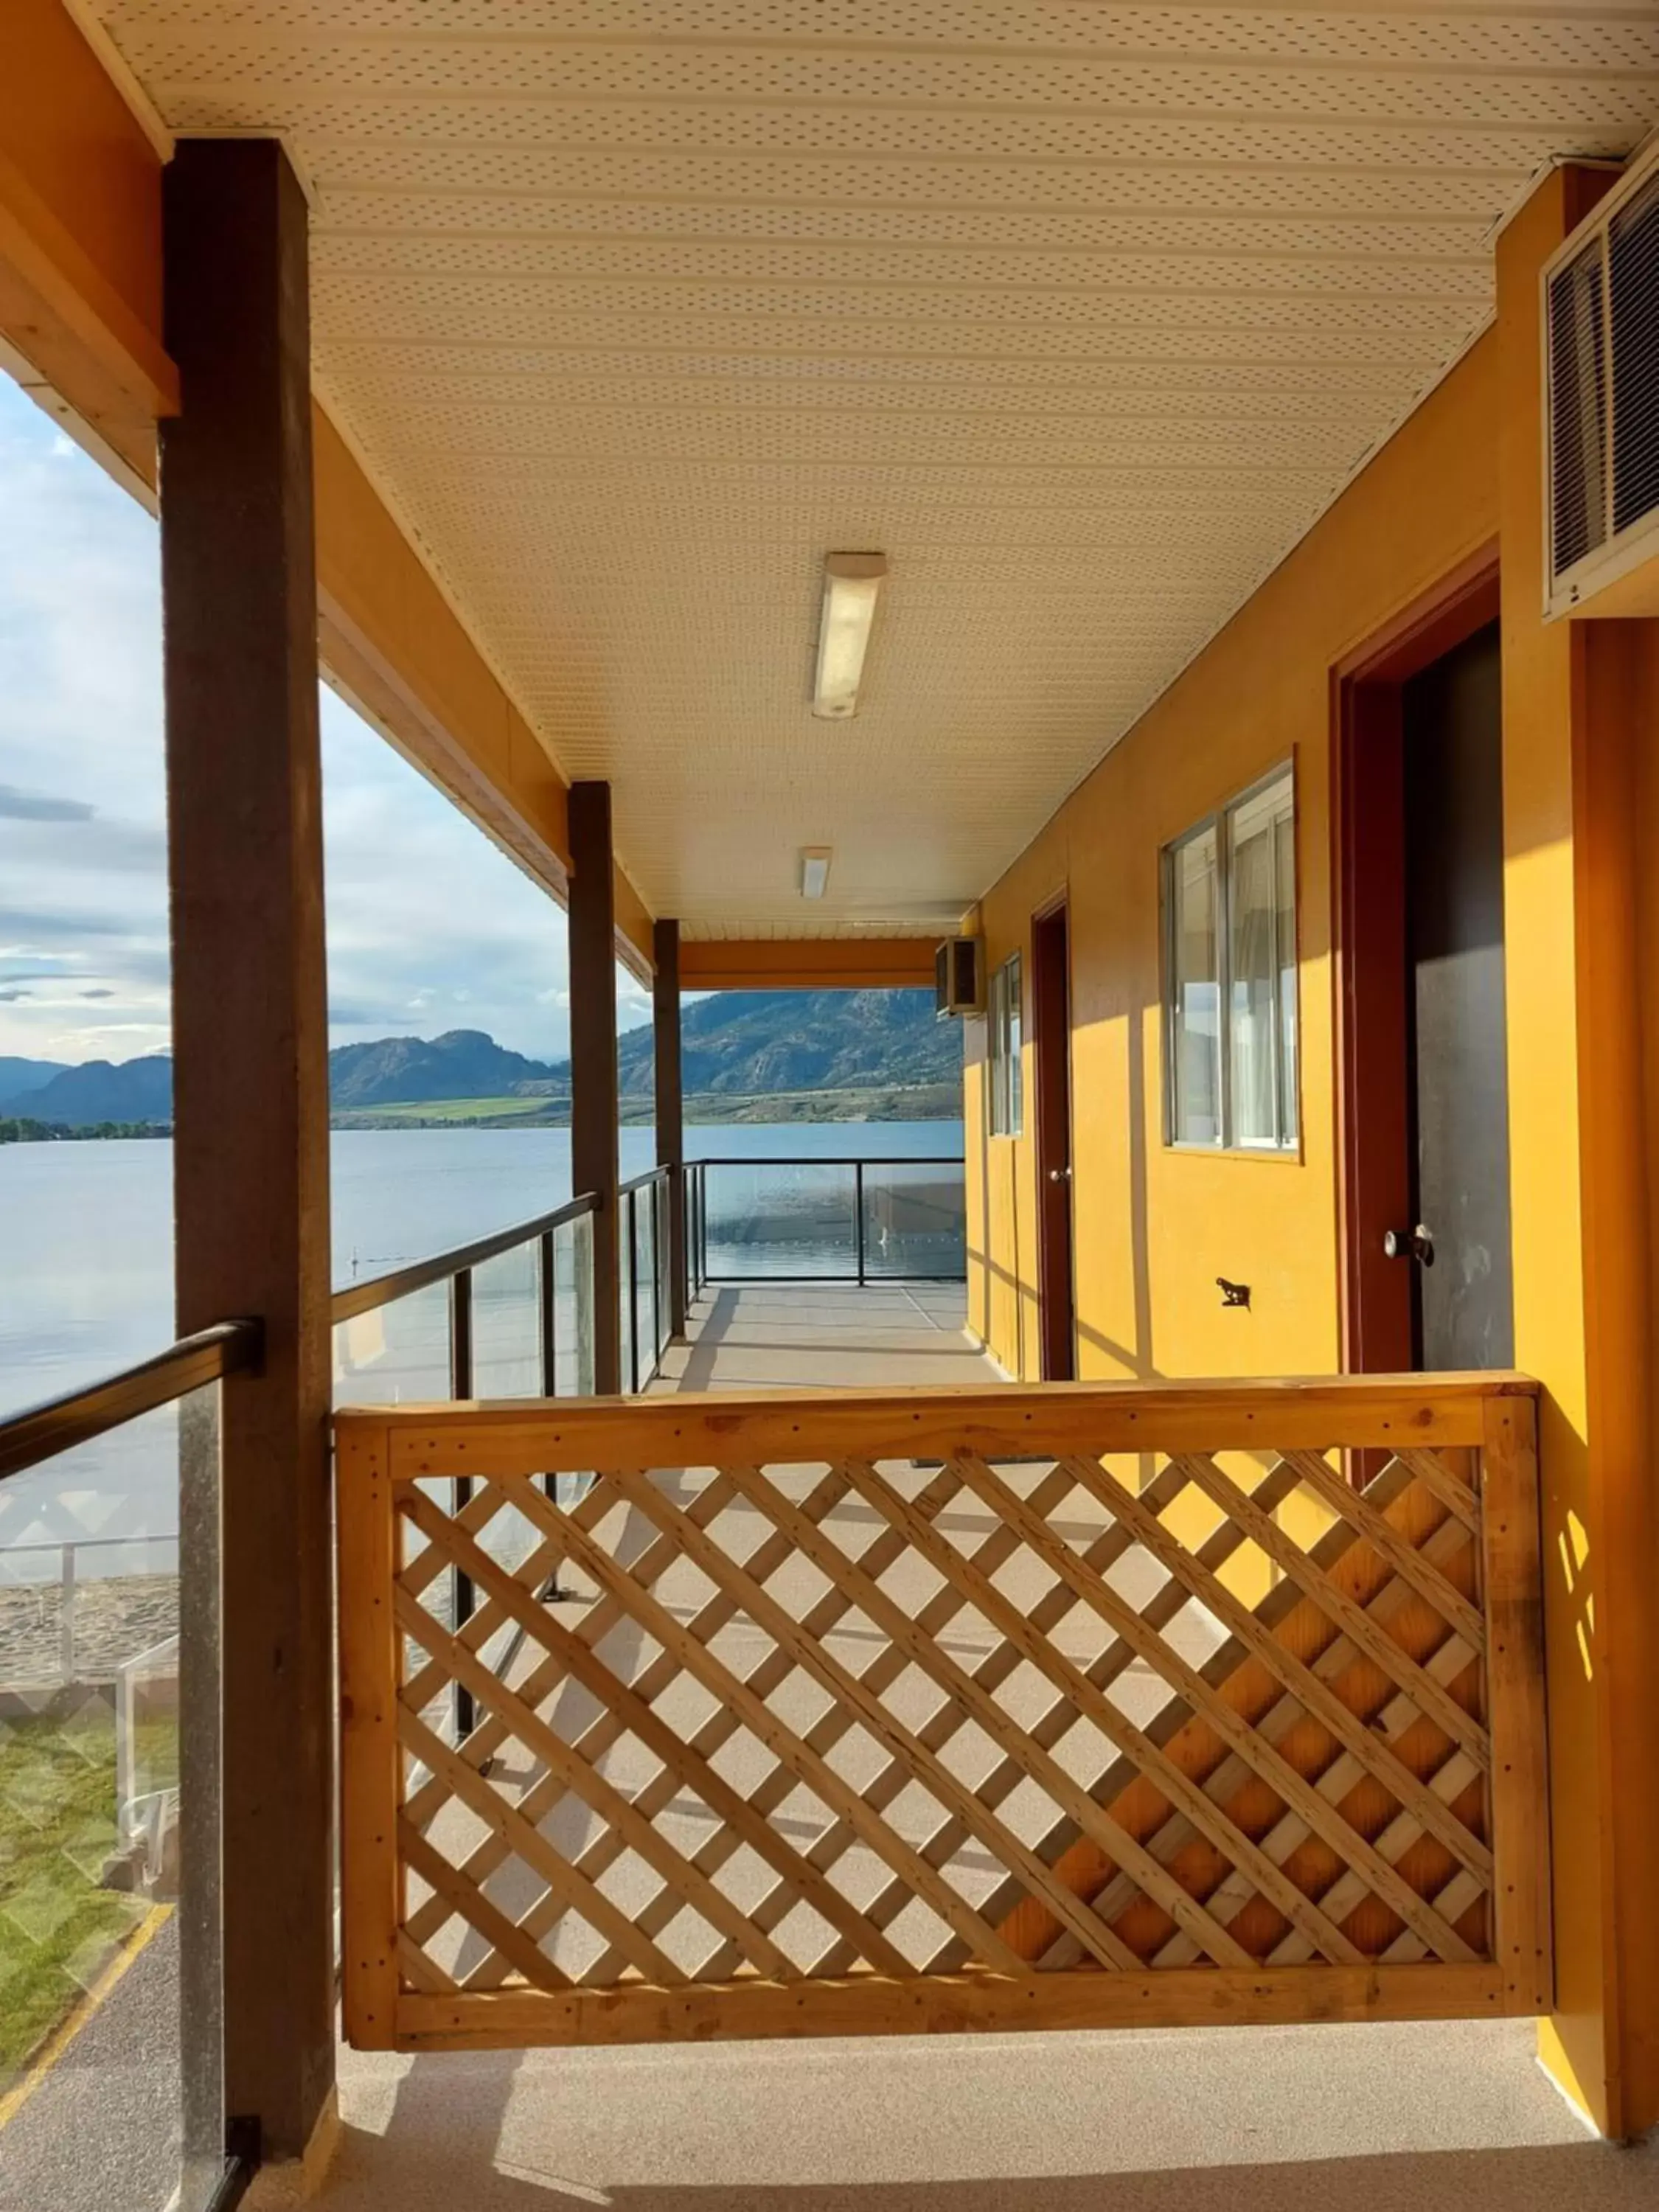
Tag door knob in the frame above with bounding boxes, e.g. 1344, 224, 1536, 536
1048, 1166, 1072, 1184
1382, 1224, 1435, 1267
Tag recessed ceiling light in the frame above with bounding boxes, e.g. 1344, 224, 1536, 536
800, 847, 832, 900
813, 553, 886, 720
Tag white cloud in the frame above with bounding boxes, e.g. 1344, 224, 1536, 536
0, 375, 648, 1070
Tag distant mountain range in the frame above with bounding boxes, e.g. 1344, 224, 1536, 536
0, 1056, 68, 1100
1, 1054, 175, 1127
0, 990, 961, 1129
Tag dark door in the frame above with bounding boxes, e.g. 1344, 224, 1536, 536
1032, 903, 1076, 1381
1401, 621, 1514, 1370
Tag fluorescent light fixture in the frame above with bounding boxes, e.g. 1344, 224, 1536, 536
800, 847, 833, 900
813, 552, 886, 719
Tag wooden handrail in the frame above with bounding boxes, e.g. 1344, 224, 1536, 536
336, 1370, 1539, 1475
0, 1318, 263, 1482
330, 1191, 599, 1326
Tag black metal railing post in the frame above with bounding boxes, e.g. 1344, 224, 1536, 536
855, 1161, 866, 1286
450, 1265, 475, 1739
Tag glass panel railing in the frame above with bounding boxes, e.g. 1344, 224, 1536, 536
618, 1172, 672, 1393
655, 1176, 672, 1354
860, 1161, 969, 1281
551, 1211, 595, 1402
687, 1157, 967, 1287
329, 1197, 600, 1750
684, 1166, 703, 1303
333, 1279, 451, 1407
471, 1242, 540, 1399
700, 1161, 858, 1279
634, 1186, 655, 1388
0, 1373, 229, 2212
619, 1225, 636, 1399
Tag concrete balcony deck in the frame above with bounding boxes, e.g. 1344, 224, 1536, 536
654, 1281, 1001, 1394
325, 2014, 1652, 2210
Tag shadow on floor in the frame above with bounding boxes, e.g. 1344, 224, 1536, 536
323, 2051, 1656, 2212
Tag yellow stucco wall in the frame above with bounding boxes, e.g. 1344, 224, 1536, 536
965, 327, 1500, 1390
964, 165, 1659, 2140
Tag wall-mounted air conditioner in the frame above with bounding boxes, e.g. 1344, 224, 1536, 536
1543, 139, 1659, 618
935, 937, 984, 1018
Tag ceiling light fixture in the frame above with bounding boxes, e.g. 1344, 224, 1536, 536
813, 552, 886, 719
800, 847, 833, 900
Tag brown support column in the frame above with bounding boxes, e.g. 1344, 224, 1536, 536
569, 783, 622, 1394
159, 142, 334, 2166
654, 919, 687, 1338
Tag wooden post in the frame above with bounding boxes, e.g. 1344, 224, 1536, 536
569, 783, 621, 1394
159, 139, 335, 2168
654, 919, 687, 1339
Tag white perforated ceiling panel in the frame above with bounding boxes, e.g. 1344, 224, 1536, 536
92, 0, 1659, 938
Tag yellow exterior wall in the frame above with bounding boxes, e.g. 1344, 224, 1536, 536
966, 165, 1659, 2139
1496, 171, 1659, 2140
966, 329, 1499, 1390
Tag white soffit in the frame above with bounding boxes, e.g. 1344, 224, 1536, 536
94, 1, 1659, 938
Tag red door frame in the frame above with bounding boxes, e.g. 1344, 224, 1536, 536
1331, 540, 1500, 1374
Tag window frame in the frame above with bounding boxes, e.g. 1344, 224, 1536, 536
987, 951, 1023, 1138
1161, 762, 1300, 1156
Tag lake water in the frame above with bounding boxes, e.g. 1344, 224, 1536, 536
0, 1121, 963, 1579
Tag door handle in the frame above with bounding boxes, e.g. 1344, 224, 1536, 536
1382, 1224, 1435, 1267
1048, 1166, 1072, 1184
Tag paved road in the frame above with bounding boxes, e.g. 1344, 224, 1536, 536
0, 1913, 181, 2212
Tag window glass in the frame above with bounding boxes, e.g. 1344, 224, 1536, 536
1164, 767, 1296, 1150
1169, 827, 1221, 1145
988, 954, 1023, 1138
1006, 953, 1023, 1137
1276, 809, 1298, 1144
1228, 780, 1289, 1147
987, 963, 1004, 1134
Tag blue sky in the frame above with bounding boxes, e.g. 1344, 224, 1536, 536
0, 374, 651, 1069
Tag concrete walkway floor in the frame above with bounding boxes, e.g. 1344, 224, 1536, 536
321, 1282, 1655, 2207
325, 2017, 1655, 2209
653, 1282, 1001, 1394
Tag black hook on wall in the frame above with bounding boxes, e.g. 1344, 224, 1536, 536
1217, 1277, 1252, 1310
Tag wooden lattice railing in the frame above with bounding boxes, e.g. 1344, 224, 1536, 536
335, 1375, 1548, 2051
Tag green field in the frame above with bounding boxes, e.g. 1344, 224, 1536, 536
0, 1705, 153, 2079
335, 1093, 554, 1127
331, 1080, 960, 1131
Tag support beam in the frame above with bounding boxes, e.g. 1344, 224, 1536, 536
680, 937, 938, 992
654, 919, 687, 1340
570, 783, 622, 1395
0, 0, 175, 483
0, 4, 659, 975
159, 141, 334, 2168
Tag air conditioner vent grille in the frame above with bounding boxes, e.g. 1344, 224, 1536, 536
1610, 170, 1659, 539
1548, 236, 1608, 577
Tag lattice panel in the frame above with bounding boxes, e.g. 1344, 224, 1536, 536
336, 1382, 1548, 2046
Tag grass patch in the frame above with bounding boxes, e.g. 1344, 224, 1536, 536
338, 1093, 554, 1125
0, 1703, 150, 2080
